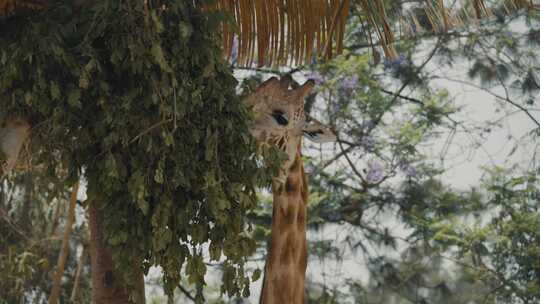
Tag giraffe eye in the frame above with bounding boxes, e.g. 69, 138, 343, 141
271, 110, 288, 126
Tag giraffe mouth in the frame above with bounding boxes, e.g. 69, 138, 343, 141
302, 129, 324, 139
274, 136, 287, 151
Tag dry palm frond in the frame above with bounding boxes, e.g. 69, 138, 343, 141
212, 0, 351, 67
356, 0, 398, 59
401, 0, 535, 37
0, 0, 45, 16
368, 0, 535, 60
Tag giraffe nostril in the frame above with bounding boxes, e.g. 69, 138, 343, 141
271, 110, 289, 126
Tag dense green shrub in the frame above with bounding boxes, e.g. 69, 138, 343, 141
1, 1, 269, 300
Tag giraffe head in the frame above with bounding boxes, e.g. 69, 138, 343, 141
243, 76, 336, 175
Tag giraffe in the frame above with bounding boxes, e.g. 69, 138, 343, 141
243, 76, 336, 303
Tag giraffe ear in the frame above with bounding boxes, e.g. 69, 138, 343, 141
302, 116, 336, 143
257, 77, 280, 91
294, 79, 315, 99
244, 77, 280, 107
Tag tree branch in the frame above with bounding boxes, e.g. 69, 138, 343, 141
370, 37, 442, 130
177, 284, 196, 302
435, 76, 540, 129
48, 181, 79, 304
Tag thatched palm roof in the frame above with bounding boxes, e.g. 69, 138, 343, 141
0, 0, 44, 15
212, 0, 350, 66
0, 0, 536, 67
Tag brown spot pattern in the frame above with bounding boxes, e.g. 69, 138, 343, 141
262, 150, 310, 304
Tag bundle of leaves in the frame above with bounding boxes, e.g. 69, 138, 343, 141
0, 0, 270, 299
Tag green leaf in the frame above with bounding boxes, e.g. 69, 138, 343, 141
79, 75, 90, 89
163, 131, 174, 147
151, 44, 173, 73
50, 82, 61, 100
209, 241, 222, 261
252, 268, 262, 281
154, 167, 164, 184
217, 198, 231, 211
67, 88, 82, 108
105, 154, 118, 178
178, 21, 193, 40
137, 198, 149, 216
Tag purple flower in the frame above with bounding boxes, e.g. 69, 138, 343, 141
306, 71, 325, 85
366, 160, 384, 184
383, 54, 407, 70
398, 159, 418, 178
327, 211, 342, 222
360, 136, 375, 152
404, 166, 417, 178
331, 101, 342, 115
341, 75, 359, 91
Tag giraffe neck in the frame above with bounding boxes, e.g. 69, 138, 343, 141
261, 149, 309, 304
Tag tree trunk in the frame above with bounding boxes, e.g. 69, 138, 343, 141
88, 201, 145, 304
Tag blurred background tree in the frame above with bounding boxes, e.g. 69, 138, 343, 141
1, 171, 90, 303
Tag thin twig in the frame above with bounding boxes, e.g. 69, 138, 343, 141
129, 119, 172, 144
177, 284, 196, 302
0, 207, 30, 240
435, 76, 540, 129
370, 37, 442, 130
337, 138, 368, 189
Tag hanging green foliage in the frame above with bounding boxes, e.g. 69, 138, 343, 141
0, 0, 271, 300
